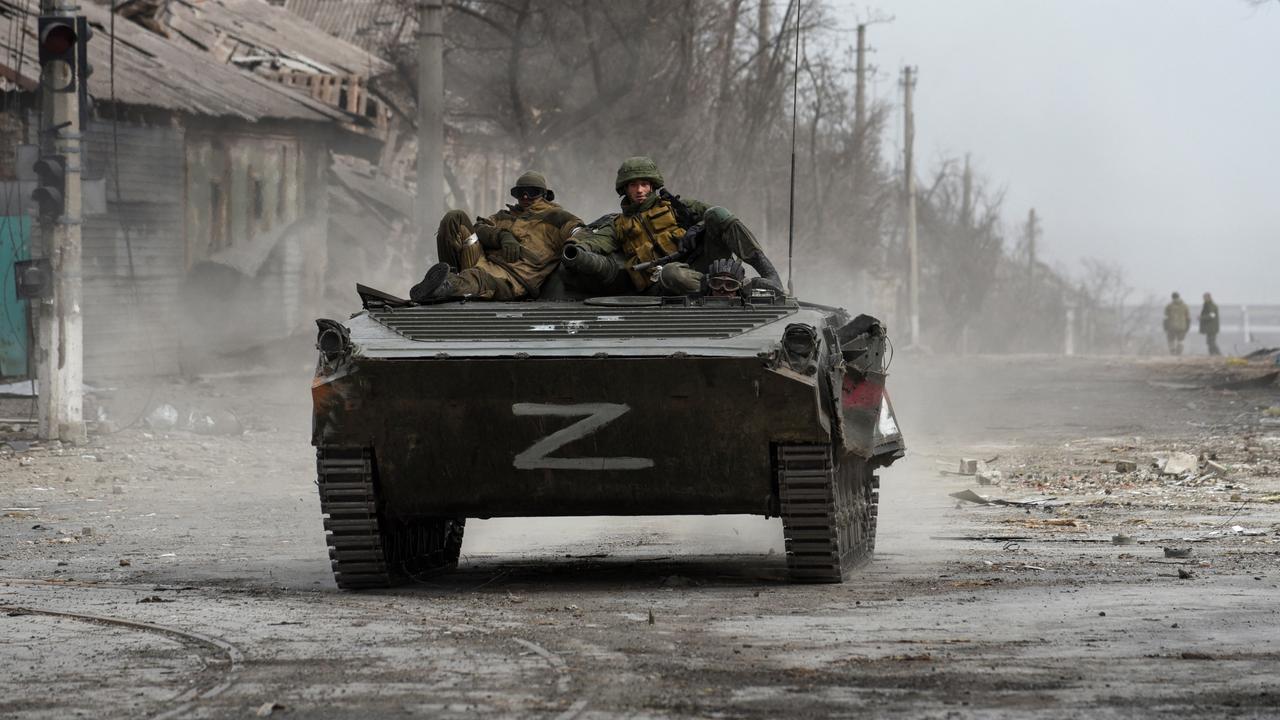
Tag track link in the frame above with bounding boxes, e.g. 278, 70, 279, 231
316, 447, 465, 590
317, 447, 393, 589
778, 444, 878, 583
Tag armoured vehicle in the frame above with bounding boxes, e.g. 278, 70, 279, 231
311, 287, 904, 589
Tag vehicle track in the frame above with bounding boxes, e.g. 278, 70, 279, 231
4, 577, 591, 715
0, 603, 243, 720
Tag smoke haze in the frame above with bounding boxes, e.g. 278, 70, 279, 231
847, 0, 1280, 304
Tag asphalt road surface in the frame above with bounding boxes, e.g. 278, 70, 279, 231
2, 353, 1278, 718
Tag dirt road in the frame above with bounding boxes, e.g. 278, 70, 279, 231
2, 353, 1279, 718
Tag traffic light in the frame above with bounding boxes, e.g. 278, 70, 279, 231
31, 155, 66, 220
14, 259, 53, 300
37, 15, 90, 93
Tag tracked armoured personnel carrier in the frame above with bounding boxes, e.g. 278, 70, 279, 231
311, 288, 904, 588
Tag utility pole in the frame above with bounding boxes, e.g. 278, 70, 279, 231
900, 66, 919, 347
1025, 207, 1039, 280
757, 0, 770, 83
416, 0, 444, 260
34, 1, 85, 443
852, 23, 866, 191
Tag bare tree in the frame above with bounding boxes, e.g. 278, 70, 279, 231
361, 0, 1102, 356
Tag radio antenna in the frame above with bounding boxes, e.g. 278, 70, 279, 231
785, 1, 802, 295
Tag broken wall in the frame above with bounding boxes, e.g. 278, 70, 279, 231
181, 121, 330, 369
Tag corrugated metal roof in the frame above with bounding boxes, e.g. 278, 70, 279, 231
165, 0, 393, 78
0, 0, 351, 122
283, 0, 412, 53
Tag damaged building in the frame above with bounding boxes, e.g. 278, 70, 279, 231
0, 0, 399, 379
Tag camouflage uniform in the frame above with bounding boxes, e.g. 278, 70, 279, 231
420, 172, 582, 301
1163, 293, 1191, 356
563, 157, 781, 295
1199, 293, 1221, 356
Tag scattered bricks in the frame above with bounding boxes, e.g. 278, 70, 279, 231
1115, 460, 1139, 473
1205, 460, 1230, 477
958, 458, 980, 475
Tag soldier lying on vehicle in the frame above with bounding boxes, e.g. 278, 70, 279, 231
560, 156, 783, 296
410, 171, 584, 302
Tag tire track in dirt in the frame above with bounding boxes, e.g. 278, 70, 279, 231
0, 603, 243, 720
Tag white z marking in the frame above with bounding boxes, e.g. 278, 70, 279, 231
512, 403, 655, 470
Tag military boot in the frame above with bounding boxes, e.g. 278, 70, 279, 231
561, 243, 622, 286
410, 262, 455, 302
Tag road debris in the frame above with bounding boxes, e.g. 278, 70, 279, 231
1163, 547, 1192, 558
1115, 460, 1138, 473
255, 701, 286, 717
1157, 452, 1198, 476
1244, 347, 1280, 361
949, 489, 1066, 508
1112, 534, 1135, 546
1204, 460, 1230, 477
188, 409, 245, 436
1212, 371, 1279, 391
145, 404, 180, 431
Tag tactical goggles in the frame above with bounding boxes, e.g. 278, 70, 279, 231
512, 186, 545, 200
708, 276, 742, 293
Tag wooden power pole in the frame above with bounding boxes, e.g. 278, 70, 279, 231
1025, 207, 1039, 280
900, 66, 919, 347
416, 0, 444, 260
852, 23, 866, 175
35, 0, 85, 443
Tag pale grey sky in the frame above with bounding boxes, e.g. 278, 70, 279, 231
836, 0, 1280, 304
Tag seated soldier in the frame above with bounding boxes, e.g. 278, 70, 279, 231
560, 156, 782, 296
411, 171, 583, 302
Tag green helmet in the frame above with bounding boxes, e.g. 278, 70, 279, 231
510, 170, 554, 201
614, 156, 664, 196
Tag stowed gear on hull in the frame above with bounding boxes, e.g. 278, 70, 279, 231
311, 292, 904, 588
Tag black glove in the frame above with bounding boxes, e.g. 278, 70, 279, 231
679, 223, 704, 255
474, 224, 501, 249
499, 231, 523, 263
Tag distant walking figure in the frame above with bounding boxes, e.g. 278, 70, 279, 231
1199, 292, 1221, 356
1163, 292, 1191, 356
